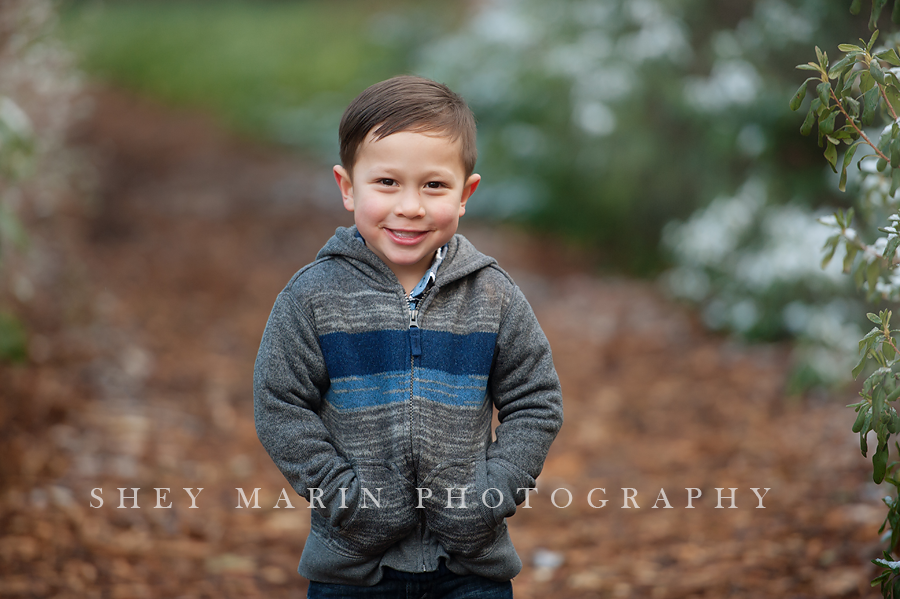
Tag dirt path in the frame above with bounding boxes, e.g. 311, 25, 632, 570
0, 87, 882, 598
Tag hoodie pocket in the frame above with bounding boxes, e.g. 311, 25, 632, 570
327, 459, 418, 557
420, 457, 505, 557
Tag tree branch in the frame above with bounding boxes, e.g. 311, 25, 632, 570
885, 327, 900, 356
880, 82, 900, 122
832, 87, 891, 162
839, 228, 899, 268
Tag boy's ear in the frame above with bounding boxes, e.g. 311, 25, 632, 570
333, 165, 355, 212
458, 173, 481, 217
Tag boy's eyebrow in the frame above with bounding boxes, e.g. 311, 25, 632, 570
364, 165, 461, 180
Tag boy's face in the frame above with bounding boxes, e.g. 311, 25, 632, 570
334, 130, 480, 292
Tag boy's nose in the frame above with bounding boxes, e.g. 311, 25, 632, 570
394, 190, 426, 218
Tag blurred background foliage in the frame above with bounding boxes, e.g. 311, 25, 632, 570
59, 0, 864, 259
0, 0, 83, 362
51, 0, 881, 386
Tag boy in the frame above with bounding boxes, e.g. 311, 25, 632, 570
254, 75, 563, 598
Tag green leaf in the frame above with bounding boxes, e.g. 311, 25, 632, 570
891, 134, 900, 168
831, 126, 854, 141
836, 71, 848, 100
863, 375, 879, 399
851, 0, 863, 15
845, 243, 860, 272
855, 406, 871, 432
873, 58, 887, 84
846, 96, 861, 118
796, 63, 821, 72
840, 208, 855, 228
821, 110, 838, 136
841, 141, 862, 191
887, 236, 900, 266
861, 70, 876, 93
881, 125, 894, 151
889, 71, 900, 89
875, 442, 888, 484
816, 45, 827, 69
871, 3, 887, 31
817, 80, 832, 106
864, 85, 881, 126
888, 85, 900, 115
878, 49, 900, 67
824, 141, 838, 172
886, 341, 897, 362
871, 313, 885, 325
892, 167, 900, 196
889, 385, 900, 402
790, 79, 811, 111
801, 100, 818, 136
862, 429, 869, 456
869, 260, 882, 294
894, 0, 900, 23
855, 349, 871, 379
861, 326, 881, 350
844, 70, 860, 95
872, 570, 891, 584
876, 384, 888, 421
840, 43, 865, 53
822, 234, 840, 268
829, 54, 858, 79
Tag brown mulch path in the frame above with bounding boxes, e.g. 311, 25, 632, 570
0, 87, 883, 598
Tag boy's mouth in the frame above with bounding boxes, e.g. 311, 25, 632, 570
386, 228, 428, 243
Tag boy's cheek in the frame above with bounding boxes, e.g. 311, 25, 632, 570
355, 198, 390, 220
435, 204, 465, 225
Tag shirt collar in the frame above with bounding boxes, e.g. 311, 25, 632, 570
355, 232, 447, 298
408, 244, 447, 299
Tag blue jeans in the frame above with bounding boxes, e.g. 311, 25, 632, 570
306, 563, 513, 599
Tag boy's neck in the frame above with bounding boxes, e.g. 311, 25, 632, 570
352, 232, 439, 295
393, 254, 434, 295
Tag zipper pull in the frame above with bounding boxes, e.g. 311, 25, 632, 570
408, 302, 422, 357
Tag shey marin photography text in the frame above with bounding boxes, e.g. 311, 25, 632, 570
88, 486, 772, 510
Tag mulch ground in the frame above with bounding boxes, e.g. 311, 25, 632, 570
0, 86, 884, 598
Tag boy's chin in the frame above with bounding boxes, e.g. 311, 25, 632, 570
385, 253, 434, 270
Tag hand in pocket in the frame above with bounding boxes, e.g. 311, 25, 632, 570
330, 459, 418, 556
420, 458, 505, 557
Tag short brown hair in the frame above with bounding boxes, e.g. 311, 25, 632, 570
338, 75, 477, 177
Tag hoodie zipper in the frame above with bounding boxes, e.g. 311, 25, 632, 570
407, 292, 428, 572
407, 293, 423, 470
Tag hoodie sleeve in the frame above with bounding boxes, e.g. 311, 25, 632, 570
485, 284, 564, 516
253, 290, 356, 526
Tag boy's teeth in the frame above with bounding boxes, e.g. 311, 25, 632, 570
392, 230, 420, 238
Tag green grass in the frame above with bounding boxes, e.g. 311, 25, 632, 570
59, 0, 426, 137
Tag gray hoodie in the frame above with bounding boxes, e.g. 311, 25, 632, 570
254, 226, 563, 585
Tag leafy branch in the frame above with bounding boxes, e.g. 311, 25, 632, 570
791, 31, 900, 192
792, 3, 900, 594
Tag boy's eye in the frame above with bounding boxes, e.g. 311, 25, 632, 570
425, 181, 445, 189
377, 178, 396, 186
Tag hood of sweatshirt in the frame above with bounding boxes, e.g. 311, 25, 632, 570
316, 225, 497, 292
